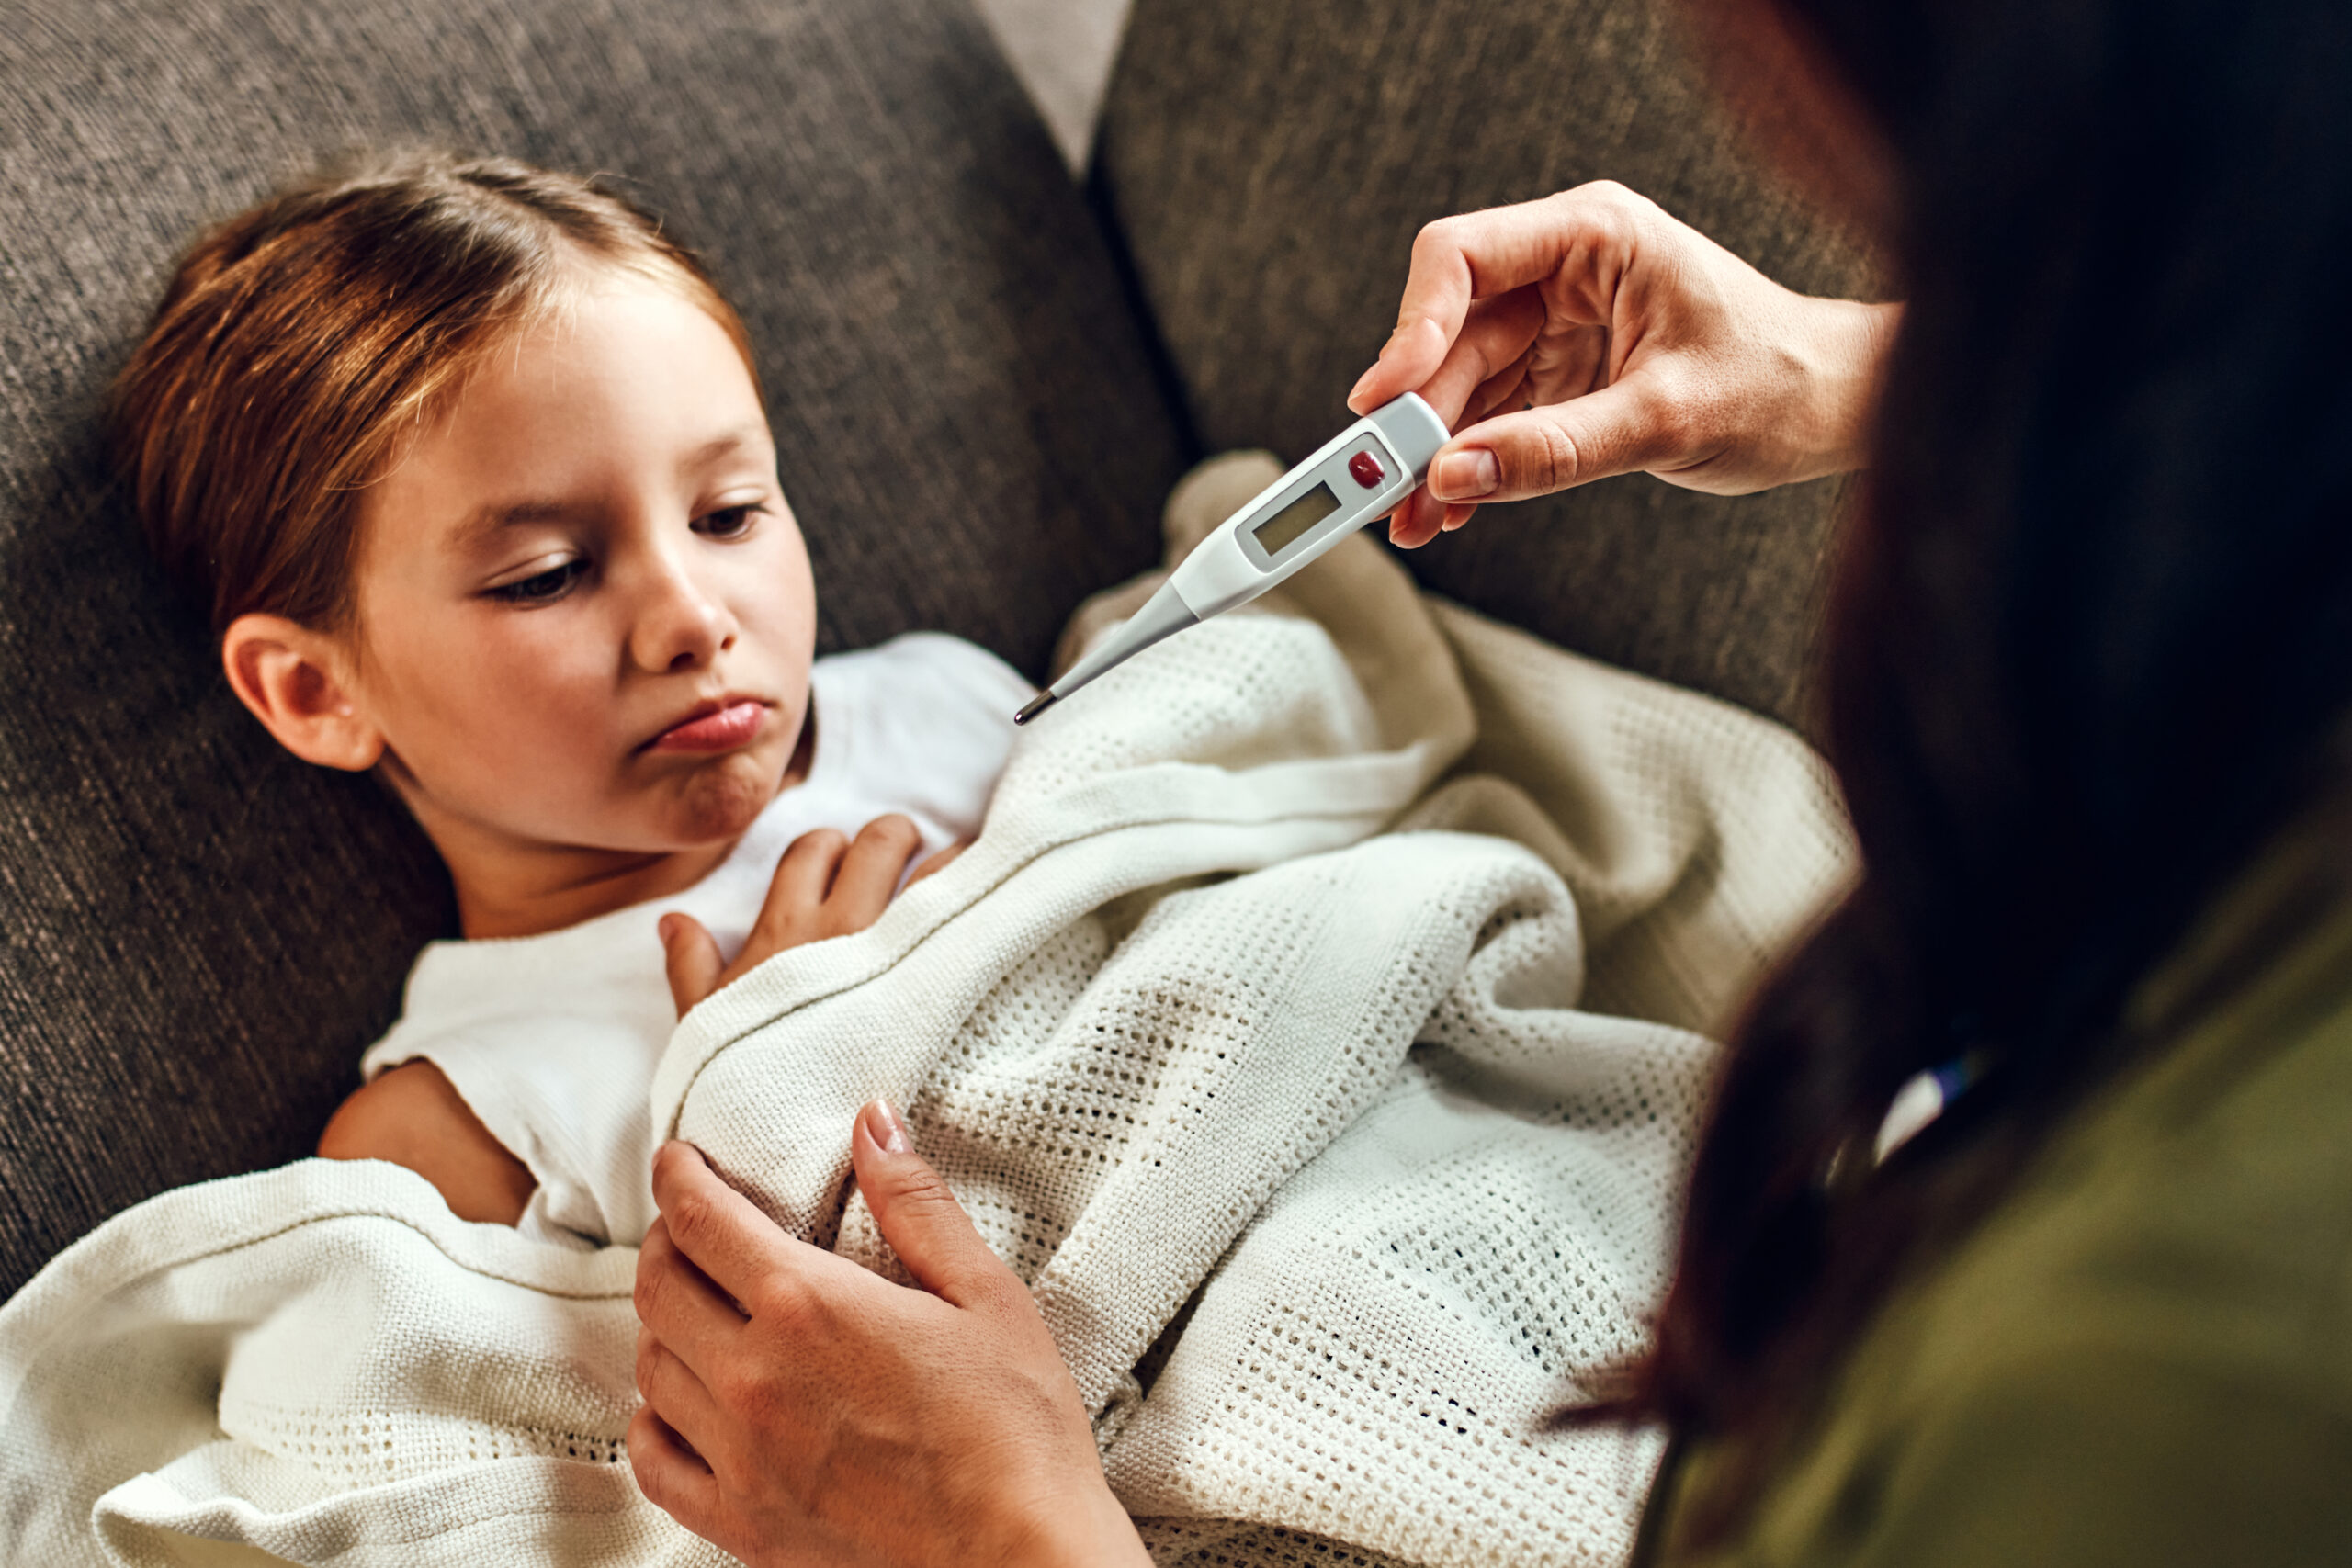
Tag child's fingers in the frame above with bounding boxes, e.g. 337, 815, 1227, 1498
713, 828, 851, 991
904, 839, 969, 887
772, 827, 851, 908
660, 912, 726, 1019
824, 815, 924, 931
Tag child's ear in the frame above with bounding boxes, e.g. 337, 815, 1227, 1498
220, 613, 386, 772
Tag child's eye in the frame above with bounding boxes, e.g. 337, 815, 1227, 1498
487, 558, 589, 604
694, 504, 763, 540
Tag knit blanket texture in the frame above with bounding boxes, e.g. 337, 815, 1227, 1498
0, 454, 1853, 1568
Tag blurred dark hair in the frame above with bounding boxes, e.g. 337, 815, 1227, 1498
1632, 0, 2352, 1540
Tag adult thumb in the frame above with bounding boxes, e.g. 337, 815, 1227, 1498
852, 1099, 1010, 1308
1431, 379, 1678, 503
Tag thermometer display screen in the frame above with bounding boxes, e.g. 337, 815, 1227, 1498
1252, 482, 1341, 557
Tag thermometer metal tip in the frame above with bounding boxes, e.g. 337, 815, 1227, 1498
1009, 578, 1201, 725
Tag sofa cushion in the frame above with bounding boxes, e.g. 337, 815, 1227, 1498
1094, 0, 1881, 732
0, 0, 1184, 1296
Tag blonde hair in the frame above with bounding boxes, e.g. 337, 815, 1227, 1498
112, 152, 760, 635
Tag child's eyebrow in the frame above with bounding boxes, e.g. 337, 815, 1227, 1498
680, 426, 770, 473
451, 499, 574, 548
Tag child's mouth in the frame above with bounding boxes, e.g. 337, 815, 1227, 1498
649, 699, 768, 753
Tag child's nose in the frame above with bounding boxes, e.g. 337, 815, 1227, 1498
632, 565, 738, 673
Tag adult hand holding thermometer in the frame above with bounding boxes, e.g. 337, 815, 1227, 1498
1013, 392, 1450, 724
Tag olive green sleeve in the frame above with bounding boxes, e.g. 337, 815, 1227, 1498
1844, 1345, 2352, 1568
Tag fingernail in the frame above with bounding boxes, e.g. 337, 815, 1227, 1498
656, 914, 677, 944
862, 1098, 910, 1155
1347, 366, 1380, 406
1429, 448, 1499, 501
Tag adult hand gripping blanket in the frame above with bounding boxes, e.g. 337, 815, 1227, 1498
0, 453, 1854, 1568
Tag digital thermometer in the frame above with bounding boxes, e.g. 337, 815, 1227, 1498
1013, 392, 1450, 724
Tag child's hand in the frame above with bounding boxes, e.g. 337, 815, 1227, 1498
660, 816, 941, 1020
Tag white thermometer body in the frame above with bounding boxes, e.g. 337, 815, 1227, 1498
1014, 392, 1449, 723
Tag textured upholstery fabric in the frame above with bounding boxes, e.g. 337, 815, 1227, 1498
0, 0, 1183, 1298
1094, 0, 1882, 730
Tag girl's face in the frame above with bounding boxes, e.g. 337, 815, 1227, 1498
344, 274, 816, 858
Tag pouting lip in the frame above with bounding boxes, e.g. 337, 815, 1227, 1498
640, 694, 774, 752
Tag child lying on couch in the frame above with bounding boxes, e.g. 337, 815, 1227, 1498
9, 175, 1852, 1559
111, 152, 1028, 1246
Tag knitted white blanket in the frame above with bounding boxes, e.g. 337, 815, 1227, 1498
0, 456, 1852, 1568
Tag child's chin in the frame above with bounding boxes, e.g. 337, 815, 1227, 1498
666, 752, 781, 841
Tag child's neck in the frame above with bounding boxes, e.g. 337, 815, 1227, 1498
408, 713, 815, 942
443, 835, 741, 941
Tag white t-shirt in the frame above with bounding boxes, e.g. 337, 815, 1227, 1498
358, 633, 1032, 1247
